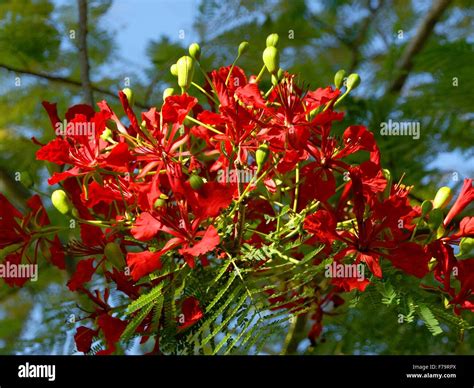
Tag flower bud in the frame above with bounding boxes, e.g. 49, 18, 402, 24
428, 257, 438, 271
433, 186, 452, 209
100, 128, 113, 141
154, 194, 169, 209
238, 41, 249, 56
256, 144, 270, 173
266, 33, 279, 48
459, 237, 474, 256
189, 174, 204, 191
122, 88, 134, 107
170, 64, 178, 76
263, 46, 279, 75
428, 208, 443, 230
421, 200, 433, 217
177, 56, 195, 90
188, 43, 201, 61
51, 189, 73, 215
346, 73, 360, 91
334, 69, 346, 89
104, 242, 125, 269
163, 87, 175, 101
436, 225, 446, 239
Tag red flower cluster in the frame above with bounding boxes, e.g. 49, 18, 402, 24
1, 36, 472, 353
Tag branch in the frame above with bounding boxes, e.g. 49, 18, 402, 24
388, 0, 453, 93
77, 0, 94, 106
0, 62, 149, 109
348, 0, 385, 73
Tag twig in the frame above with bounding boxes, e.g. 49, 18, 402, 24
388, 0, 453, 93
77, 0, 94, 106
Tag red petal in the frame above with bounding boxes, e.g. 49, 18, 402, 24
74, 326, 98, 354
36, 138, 71, 165
67, 258, 96, 291
131, 212, 163, 241
179, 225, 220, 258
126, 250, 163, 281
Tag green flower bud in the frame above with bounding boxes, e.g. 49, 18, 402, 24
154, 193, 168, 209
238, 41, 249, 56
346, 73, 361, 91
104, 242, 125, 269
163, 87, 175, 101
122, 88, 134, 107
154, 198, 166, 208
436, 225, 446, 239
459, 237, 474, 256
263, 46, 279, 75
170, 64, 178, 77
428, 257, 438, 271
19, 171, 33, 189
188, 43, 201, 61
256, 144, 270, 173
189, 174, 204, 191
51, 189, 73, 215
334, 69, 346, 89
382, 168, 392, 198
421, 200, 433, 217
100, 128, 113, 141
433, 186, 452, 209
266, 33, 279, 48
428, 208, 444, 230
177, 56, 195, 90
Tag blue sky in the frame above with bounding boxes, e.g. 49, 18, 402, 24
102, 0, 198, 77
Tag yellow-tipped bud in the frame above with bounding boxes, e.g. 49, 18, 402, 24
188, 43, 201, 61
256, 144, 270, 173
266, 33, 279, 47
177, 56, 195, 91
334, 69, 346, 89
51, 190, 73, 215
122, 88, 134, 107
170, 64, 178, 76
346, 73, 361, 91
263, 46, 279, 75
163, 87, 175, 101
238, 41, 249, 56
100, 128, 113, 141
433, 186, 452, 209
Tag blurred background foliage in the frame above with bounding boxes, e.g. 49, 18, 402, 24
0, 0, 472, 354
